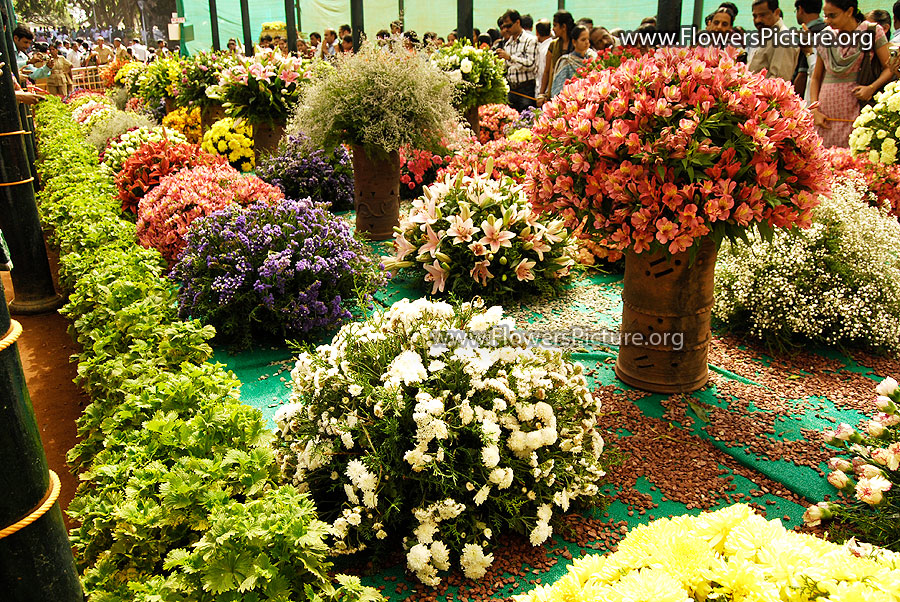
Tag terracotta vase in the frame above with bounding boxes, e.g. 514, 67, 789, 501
614, 239, 717, 394
252, 120, 286, 158
164, 96, 176, 114
464, 105, 480, 138
351, 144, 401, 240
200, 103, 225, 131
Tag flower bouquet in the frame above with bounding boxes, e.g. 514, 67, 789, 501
101, 126, 187, 175
113, 60, 147, 96
850, 80, 900, 164
385, 169, 575, 301
527, 47, 828, 393
502, 106, 541, 136
200, 117, 255, 173
162, 106, 202, 144
477, 103, 519, 143
399, 145, 450, 200
517, 504, 900, 602
430, 41, 508, 111
136, 163, 283, 263
173, 51, 236, 109
116, 141, 223, 214
290, 42, 456, 239
64, 89, 109, 106
72, 99, 114, 126
255, 134, 354, 211
137, 57, 181, 107
172, 199, 385, 348
826, 148, 900, 217
273, 297, 607, 585
208, 51, 309, 126
804, 376, 900, 550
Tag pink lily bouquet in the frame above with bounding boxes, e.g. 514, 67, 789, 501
209, 50, 312, 125
384, 164, 576, 301
527, 47, 828, 257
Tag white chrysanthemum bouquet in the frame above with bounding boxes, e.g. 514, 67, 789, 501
273, 298, 607, 585
850, 80, 900, 164
516, 504, 900, 602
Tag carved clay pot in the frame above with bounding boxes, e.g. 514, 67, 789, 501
351, 144, 401, 240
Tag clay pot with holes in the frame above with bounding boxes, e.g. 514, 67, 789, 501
614, 238, 717, 394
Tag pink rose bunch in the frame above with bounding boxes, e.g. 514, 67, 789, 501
72, 100, 113, 124
527, 46, 828, 256
439, 138, 533, 184
825, 148, 900, 217
477, 104, 520, 144
136, 163, 284, 264
805, 376, 900, 549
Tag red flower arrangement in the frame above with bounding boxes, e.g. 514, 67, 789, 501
477, 104, 519, 144
575, 46, 644, 79
124, 97, 144, 113
824, 148, 900, 217
399, 146, 449, 200
439, 138, 533, 184
116, 140, 224, 214
136, 163, 284, 264
527, 47, 828, 256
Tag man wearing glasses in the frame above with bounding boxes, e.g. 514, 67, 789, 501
495, 9, 538, 111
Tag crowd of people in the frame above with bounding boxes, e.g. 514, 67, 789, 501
13, 0, 900, 148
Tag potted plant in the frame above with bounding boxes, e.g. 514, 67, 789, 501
172, 51, 236, 131
527, 47, 828, 393
430, 40, 508, 136
208, 50, 310, 157
291, 43, 456, 239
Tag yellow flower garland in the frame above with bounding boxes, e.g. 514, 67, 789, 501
201, 118, 255, 173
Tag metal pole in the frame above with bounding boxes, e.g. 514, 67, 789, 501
0, 3, 62, 315
1, 0, 39, 193
285, 0, 297, 54
350, 0, 363, 51
0, 250, 82, 601
692, 0, 705, 29
239, 0, 253, 55
208, 0, 221, 51
457, 0, 473, 44
657, 0, 683, 34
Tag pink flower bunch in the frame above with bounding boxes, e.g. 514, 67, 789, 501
64, 89, 107, 105
805, 377, 900, 547
72, 100, 112, 124
399, 146, 449, 199
439, 138, 533, 184
136, 163, 284, 264
212, 50, 310, 123
825, 148, 900, 217
527, 46, 828, 256
477, 104, 520, 144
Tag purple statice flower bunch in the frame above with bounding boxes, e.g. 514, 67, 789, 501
503, 106, 542, 136
256, 134, 354, 212
172, 197, 385, 348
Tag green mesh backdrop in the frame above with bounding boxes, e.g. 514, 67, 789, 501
179, 1, 896, 55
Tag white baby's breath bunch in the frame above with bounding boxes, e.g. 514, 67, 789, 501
273, 297, 608, 585
714, 176, 900, 353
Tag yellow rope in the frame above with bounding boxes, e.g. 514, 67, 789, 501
0, 130, 26, 137
0, 177, 35, 188
0, 470, 61, 539
0, 320, 23, 351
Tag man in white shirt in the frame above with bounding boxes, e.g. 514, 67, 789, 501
319, 29, 337, 59
66, 39, 83, 67
130, 39, 148, 62
533, 19, 553, 98
748, 0, 801, 81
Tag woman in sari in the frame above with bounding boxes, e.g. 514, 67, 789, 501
810, 0, 893, 147
550, 26, 597, 98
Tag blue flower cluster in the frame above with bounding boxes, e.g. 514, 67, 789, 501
503, 106, 542, 136
172, 198, 384, 348
256, 134, 355, 212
